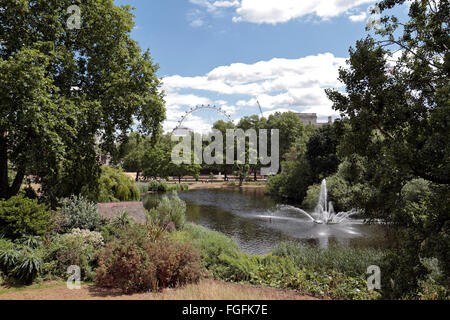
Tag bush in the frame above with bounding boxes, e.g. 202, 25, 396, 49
170, 223, 240, 275
43, 229, 103, 281
272, 242, 386, 277
136, 182, 149, 194
170, 224, 381, 299
95, 225, 202, 294
147, 192, 186, 230
98, 166, 140, 202
0, 238, 43, 284
58, 195, 102, 232
0, 195, 53, 239
146, 180, 189, 193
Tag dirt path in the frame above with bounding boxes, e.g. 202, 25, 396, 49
0, 279, 321, 300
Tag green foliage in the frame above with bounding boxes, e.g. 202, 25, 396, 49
266, 112, 305, 161
136, 182, 150, 194
147, 192, 186, 230
58, 195, 101, 232
266, 157, 311, 201
0, 195, 52, 239
142, 180, 189, 193
0, 238, 43, 284
43, 229, 104, 282
170, 223, 240, 275
305, 124, 340, 183
0, 0, 165, 202
171, 224, 380, 299
95, 225, 202, 294
417, 258, 448, 300
266, 122, 341, 202
97, 167, 140, 202
324, 1, 450, 298
272, 242, 386, 277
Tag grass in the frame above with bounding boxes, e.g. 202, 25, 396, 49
170, 223, 384, 300
0, 281, 93, 295
0, 279, 318, 300
272, 242, 387, 277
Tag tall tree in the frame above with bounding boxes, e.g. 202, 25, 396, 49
0, 0, 165, 201
325, 0, 449, 297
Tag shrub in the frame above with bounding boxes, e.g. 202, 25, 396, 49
272, 242, 386, 277
146, 180, 189, 193
146, 239, 202, 289
43, 229, 103, 281
417, 258, 448, 300
98, 166, 140, 202
170, 224, 241, 276
148, 180, 162, 192
147, 192, 186, 230
58, 195, 102, 232
95, 225, 202, 294
0, 195, 52, 239
99, 212, 136, 243
95, 237, 158, 293
171, 224, 381, 299
0, 238, 43, 284
136, 182, 149, 194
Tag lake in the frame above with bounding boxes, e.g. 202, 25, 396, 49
143, 188, 388, 255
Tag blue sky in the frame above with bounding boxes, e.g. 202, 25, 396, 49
114, 0, 407, 133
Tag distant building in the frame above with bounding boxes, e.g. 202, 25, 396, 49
296, 113, 333, 127
173, 127, 192, 136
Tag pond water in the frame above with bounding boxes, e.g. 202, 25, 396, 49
143, 188, 388, 255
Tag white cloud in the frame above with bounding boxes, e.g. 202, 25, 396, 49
164, 53, 346, 96
187, 9, 207, 27
190, 0, 377, 25
349, 11, 367, 22
162, 53, 345, 132
233, 0, 375, 24
213, 1, 240, 8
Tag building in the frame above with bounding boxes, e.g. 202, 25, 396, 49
296, 113, 333, 127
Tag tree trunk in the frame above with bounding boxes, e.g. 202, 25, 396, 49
179, 176, 181, 184
0, 131, 9, 199
254, 171, 257, 181
224, 171, 228, 181
135, 171, 140, 182
10, 166, 25, 197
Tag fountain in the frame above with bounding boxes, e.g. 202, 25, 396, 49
275, 179, 359, 224
311, 179, 359, 224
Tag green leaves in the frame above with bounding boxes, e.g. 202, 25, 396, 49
0, 0, 165, 201
0, 195, 52, 239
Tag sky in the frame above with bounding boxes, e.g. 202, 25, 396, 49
114, 0, 407, 133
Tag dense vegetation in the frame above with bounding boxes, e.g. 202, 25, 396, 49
0, 0, 165, 203
0, 0, 447, 301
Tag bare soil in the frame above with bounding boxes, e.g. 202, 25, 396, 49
0, 279, 322, 300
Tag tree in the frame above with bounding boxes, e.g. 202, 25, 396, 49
0, 0, 165, 201
325, 0, 449, 297
267, 112, 304, 164
305, 124, 340, 183
210, 120, 236, 181
237, 115, 267, 181
118, 132, 148, 181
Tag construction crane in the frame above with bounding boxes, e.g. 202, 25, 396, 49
256, 100, 264, 117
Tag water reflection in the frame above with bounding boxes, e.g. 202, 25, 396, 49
143, 188, 387, 255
